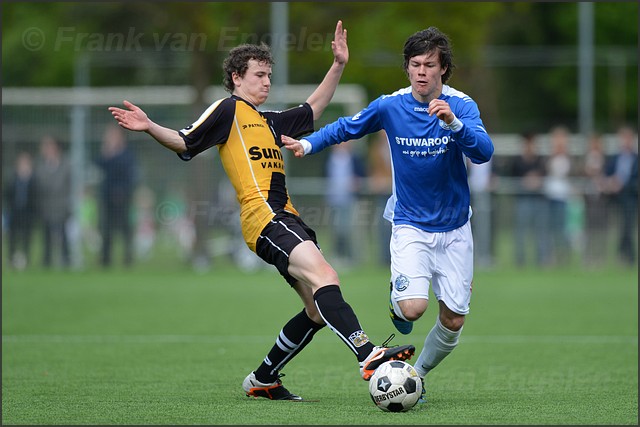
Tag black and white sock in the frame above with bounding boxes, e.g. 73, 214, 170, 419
254, 309, 324, 383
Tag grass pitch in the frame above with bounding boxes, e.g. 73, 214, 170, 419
2, 262, 637, 425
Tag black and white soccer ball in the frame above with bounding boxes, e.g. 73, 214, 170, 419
368, 360, 421, 412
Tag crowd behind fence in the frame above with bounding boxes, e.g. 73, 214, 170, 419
2, 86, 637, 272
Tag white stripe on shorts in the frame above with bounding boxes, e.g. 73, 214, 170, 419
258, 219, 306, 258
277, 220, 305, 242
261, 235, 289, 258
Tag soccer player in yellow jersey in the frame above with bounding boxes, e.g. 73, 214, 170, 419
109, 21, 414, 401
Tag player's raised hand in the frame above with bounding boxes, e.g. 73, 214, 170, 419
427, 99, 455, 124
331, 20, 348, 66
108, 100, 150, 132
281, 135, 306, 158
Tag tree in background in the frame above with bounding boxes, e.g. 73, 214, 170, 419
3, 2, 636, 132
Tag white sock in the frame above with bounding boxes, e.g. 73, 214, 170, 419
414, 317, 461, 378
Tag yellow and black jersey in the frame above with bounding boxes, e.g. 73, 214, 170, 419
178, 95, 314, 251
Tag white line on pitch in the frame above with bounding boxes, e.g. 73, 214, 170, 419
2, 334, 637, 345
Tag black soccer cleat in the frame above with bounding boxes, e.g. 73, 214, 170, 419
242, 372, 303, 401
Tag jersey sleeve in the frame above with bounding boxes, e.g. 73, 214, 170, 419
177, 98, 235, 161
450, 99, 494, 164
305, 97, 383, 154
262, 103, 314, 141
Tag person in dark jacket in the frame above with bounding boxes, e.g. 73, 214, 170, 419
605, 125, 638, 266
4, 151, 37, 269
96, 124, 139, 267
34, 135, 71, 268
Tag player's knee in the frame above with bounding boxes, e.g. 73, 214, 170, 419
402, 308, 424, 322
398, 298, 428, 321
320, 263, 339, 284
440, 314, 465, 331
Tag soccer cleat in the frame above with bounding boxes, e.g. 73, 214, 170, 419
418, 377, 427, 404
389, 285, 413, 335
242, 372, 303, 401
359, 334, 415, 381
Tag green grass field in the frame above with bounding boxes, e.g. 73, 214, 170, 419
2, 262, 637, 425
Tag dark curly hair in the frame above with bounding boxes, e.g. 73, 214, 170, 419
222, 43, 274, 93
402, 27, 454, 84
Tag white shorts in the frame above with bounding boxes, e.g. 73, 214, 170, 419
389, 222, 474, 315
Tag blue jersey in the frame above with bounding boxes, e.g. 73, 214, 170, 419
305, 85, 494, 232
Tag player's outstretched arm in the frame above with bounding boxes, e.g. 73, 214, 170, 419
281, 135, 306, 158
108, 100, 187, 153
305, 20, 348, 120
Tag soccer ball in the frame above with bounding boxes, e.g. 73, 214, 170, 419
368, 360, 421, 412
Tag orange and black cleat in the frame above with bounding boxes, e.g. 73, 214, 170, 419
359, 337, 415, 381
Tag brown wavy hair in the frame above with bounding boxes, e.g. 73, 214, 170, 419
222, 43, 274, 93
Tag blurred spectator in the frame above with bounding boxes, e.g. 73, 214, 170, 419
542, 125, 574, 266
509, 132, 547, 267
605, 125, 638, 266
467, 157, 496, 269
34, 135, 71, 268
4, 151, 37, 270
368, 130, 393, 266
96, 124, 139, 267
324, 141, 366, 266
582, 132, 609, 266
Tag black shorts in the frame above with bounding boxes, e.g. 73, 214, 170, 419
255, 211, 320, 286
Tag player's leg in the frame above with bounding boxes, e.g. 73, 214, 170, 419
413, 301, 466, 403
243, 305, 324, 400
260, 214, 414, 378
389, 225, 433, 334
247, 283, 325, 399
414, 301, 465, 378
259, 212, 381, 364
289, 240, 415, 380
289, 241, 371, 354
244, 215, 335, 399
243, 217, 326, 400
413, 222, 473, 401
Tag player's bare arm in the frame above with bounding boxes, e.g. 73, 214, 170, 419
109, 100, 187, 153
281, 135, 306, 158
305, 20, 349, 120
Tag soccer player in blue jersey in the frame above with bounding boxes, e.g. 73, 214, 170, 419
282, 27, 494, 402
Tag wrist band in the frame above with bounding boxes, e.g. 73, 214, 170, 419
447, 117, 464, 132
300, 139, 312, 155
